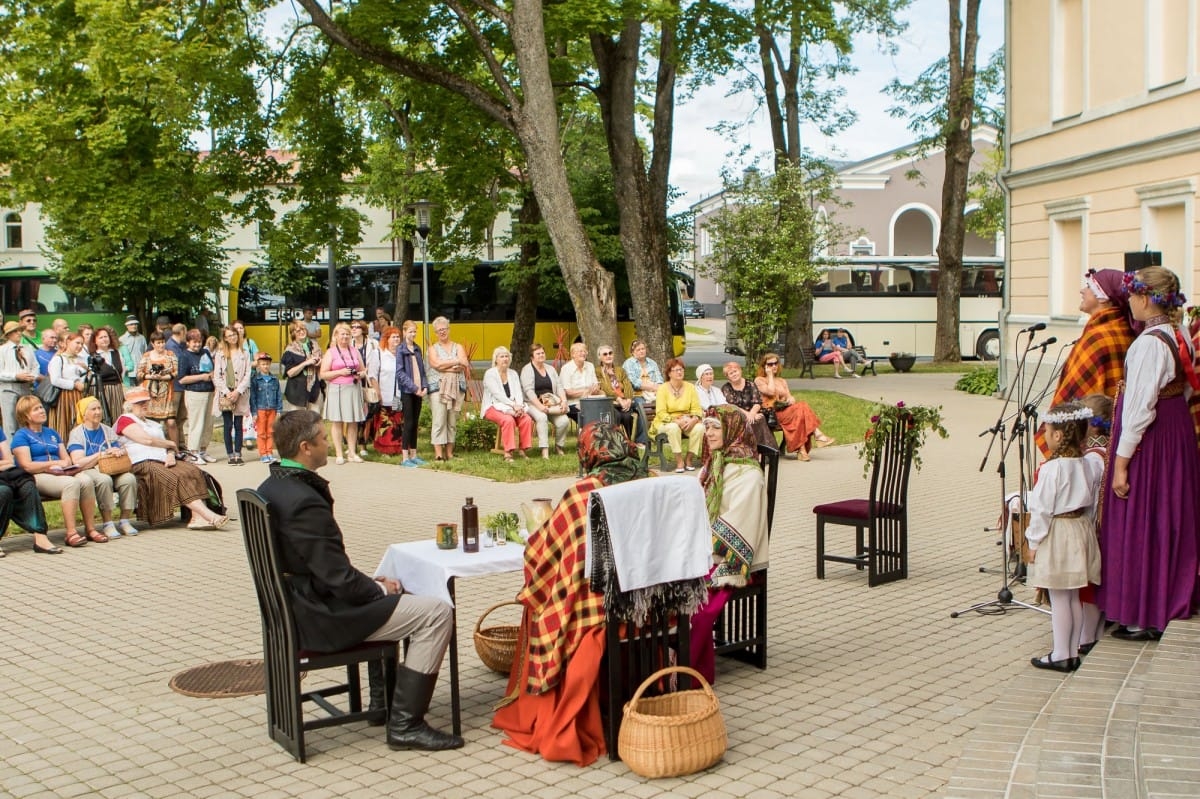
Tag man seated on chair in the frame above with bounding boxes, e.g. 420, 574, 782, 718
257, 410, 463, 751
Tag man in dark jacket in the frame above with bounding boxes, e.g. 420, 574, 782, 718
257, 410, 463, 751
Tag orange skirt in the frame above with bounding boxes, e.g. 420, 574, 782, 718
493, 625, 607, 766
775, 401, 821, 453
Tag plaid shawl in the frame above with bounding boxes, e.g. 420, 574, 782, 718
516, 477, 607, 695
1038, 306, 1134, 456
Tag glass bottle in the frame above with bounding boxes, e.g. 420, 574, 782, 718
462, 497, 479, 553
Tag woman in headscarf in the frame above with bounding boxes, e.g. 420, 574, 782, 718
1037, 268, 1137, 456
689, 406, 769, 684
493, 421, 648, 766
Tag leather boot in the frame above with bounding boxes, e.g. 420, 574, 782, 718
366, 661, 387, 726
386, 666, 464, 750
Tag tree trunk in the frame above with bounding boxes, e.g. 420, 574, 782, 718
510, 0, 619, 352
394, 235, 414, 323
509, 192, 541, 372
934, 0, 981, 363
591, 13, 677, 365
296, 0, 621, 356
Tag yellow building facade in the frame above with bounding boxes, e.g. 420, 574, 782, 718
1005, 0, 1199, 369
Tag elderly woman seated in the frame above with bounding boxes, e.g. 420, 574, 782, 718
114, 387, 227, 530
689, 406, 770, 684
493, 421, 649, 766
67, 396, 140, 538
650, 357, 703, 472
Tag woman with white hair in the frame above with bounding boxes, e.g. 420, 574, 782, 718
482, 346, 532, 461
693, 363, 727, 411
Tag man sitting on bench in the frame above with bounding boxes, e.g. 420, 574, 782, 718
831, 329, 863, 377
257, 410, 463, 751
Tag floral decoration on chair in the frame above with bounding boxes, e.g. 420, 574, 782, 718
857, 400, 948, 477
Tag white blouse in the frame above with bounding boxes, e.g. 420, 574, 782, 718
49, 353, 89, 390
481, 367, 525, 416
1117, 323, 1194, 458
377, 350, 397, 408
1024, 456, 1104, 548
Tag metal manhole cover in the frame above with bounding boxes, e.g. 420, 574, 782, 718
170, 659, 267, 698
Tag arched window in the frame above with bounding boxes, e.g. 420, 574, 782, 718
4, 212, 21, 250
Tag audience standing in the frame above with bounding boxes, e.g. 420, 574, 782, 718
213, 325, 251, 465
394, 320, 429, 467
0, 321, 38, 439
177, 329, 217, 463
319, 322, 367, 465
89, 326, 127, 425
46, 333, 89, 439
280, 320, 323, 413
119, 315, 147, 386
425, 317, 470, 461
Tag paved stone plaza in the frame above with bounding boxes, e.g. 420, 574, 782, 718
1, 373, 1196, 798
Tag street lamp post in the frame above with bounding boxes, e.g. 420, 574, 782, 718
411, 200, 433, 350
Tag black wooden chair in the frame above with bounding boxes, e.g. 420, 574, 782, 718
812, 421, 913, 587
713, 442, 778, 668
602, 611, 692, 761
237, 489, 397, 762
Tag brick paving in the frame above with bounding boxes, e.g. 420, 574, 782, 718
1, 372, 1196, 798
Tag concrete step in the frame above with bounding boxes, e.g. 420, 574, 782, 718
944, 616, 1200, 799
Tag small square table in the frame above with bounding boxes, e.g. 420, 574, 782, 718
375, 540, 525, 734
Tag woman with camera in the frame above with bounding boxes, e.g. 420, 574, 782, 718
319, 322, 367, 464
136, 331, 179, 445
47, 333, 90, 439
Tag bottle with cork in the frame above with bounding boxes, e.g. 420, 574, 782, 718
462, 496, 479, 553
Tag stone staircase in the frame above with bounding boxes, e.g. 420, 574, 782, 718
944, 616, 1200, 798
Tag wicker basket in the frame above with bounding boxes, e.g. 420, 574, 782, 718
618, 666, 727, 778
473, 601, 521, 674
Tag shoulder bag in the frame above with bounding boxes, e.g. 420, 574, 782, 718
35, 362, 62, 408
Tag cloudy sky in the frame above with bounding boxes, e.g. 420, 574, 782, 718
670, 0, 1006, 210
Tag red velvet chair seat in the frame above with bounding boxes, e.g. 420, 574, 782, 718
811, 499, 902, 519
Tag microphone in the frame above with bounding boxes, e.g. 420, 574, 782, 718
1066, 338, 1079, 347
1035, 336, 1058, 350
1019, 322, 1047, 333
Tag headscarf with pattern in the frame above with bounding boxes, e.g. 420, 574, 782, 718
577, 420, 647, 484
699, 405, 759, 522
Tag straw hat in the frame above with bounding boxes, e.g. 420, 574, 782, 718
3, 321, 22, 337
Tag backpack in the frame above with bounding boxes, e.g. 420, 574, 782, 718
180, 470, 226, 523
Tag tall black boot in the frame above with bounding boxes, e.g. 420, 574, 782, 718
386, 666, 464, 750
367, 660, 387, 726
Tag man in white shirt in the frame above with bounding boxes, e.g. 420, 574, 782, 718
119, 315, 147, 385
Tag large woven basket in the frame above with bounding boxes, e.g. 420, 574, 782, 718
618, 666, 727, 778
473, 601, 521, 674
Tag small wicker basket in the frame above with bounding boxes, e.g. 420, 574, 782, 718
473, 601, 521, 675
618, 666, 727, 778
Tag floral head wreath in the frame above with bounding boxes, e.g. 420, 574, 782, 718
1042, 407, 1094, 424
1123, 272, 1187, 308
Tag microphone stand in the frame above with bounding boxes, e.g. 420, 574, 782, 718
951, 329, 1053, 618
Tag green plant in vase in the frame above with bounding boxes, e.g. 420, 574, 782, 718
484, 511, 522, 544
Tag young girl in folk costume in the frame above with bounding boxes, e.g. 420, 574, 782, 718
1025, 402, 1104, 672
1099, 267, 1200, 640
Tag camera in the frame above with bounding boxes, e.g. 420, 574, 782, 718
88, 352, 106, 371
149, 363, 165, 374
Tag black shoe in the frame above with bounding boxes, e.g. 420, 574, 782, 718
1111, 627, 1162, 642
386, 666, 464, 751
1031, 653, 1080, 672
1078, 641, 1097, 656
33, 542, 63, 554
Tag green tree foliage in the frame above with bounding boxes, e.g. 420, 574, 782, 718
703, 162, 838, 363
966, 145, 1004, 239
0, 0, 281, 318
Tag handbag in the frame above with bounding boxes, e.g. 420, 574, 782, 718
97, 451, 132, 476
541, 393, 566, 416
34, 377, 61, 409
218, 394, 236, 412
363, 384, 381, 404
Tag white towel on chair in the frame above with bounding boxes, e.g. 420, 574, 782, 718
586, 476, 711, 591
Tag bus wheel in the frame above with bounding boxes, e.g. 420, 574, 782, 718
976, 330, 1000, 361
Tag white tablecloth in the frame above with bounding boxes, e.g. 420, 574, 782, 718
374, 540, 525, 606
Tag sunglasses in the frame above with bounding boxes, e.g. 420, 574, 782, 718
765, 361, 780, 367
